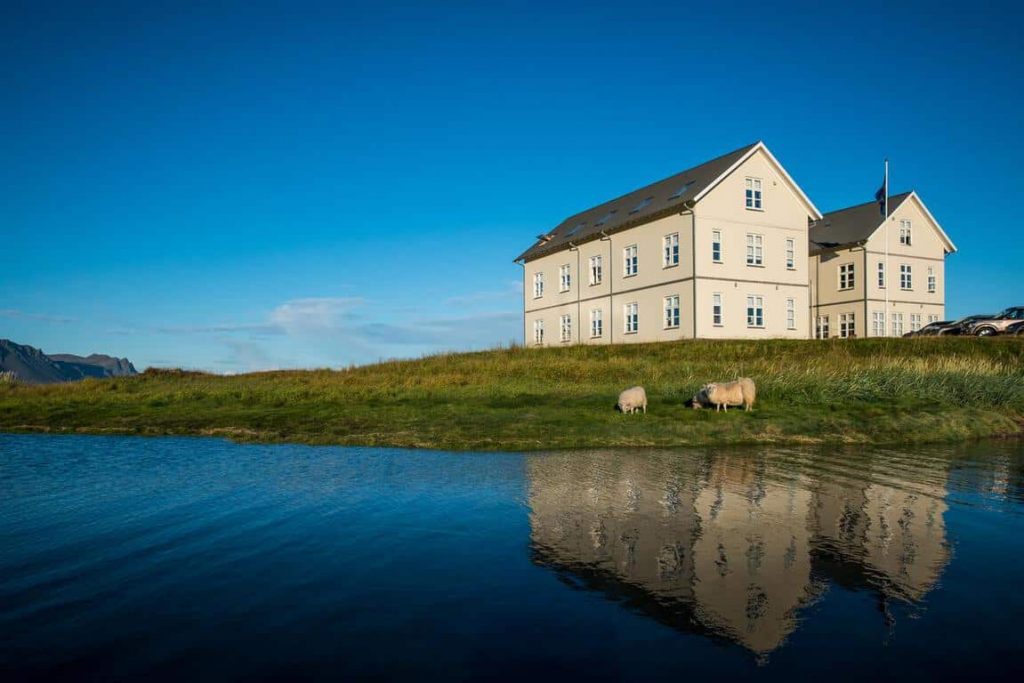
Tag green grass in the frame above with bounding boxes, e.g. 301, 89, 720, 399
2, 337, 1023, 450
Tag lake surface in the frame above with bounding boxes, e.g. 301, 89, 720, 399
1, 435, 1023, 680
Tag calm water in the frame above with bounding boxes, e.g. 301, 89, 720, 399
2, 435, 1023, 680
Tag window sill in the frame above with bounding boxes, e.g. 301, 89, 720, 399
664, 325, 680, 330
746, 207, 765, 212
623, 331, 637, 335
589, 281, 602, 287
623, 273, 637, 279
747, 325, 765, 329
712, 259, 723, 264
713, 323, 723, 327
663, 263, 679, 269
746, 263, 764, 268
590, 335, 602, 339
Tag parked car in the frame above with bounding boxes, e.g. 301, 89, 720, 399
905, 320, 953, 337
935, 315, 994, 336
962, 307, 1024, 336
1006, 320, 1024, 336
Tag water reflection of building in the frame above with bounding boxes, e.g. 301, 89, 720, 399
527, 448, 953, 654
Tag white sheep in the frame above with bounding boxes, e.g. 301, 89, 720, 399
617, 386, 647, 414
692, 378, 756, 412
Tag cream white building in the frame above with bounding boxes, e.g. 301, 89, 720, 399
515, 142, 822, 344
809, 192, 957, 338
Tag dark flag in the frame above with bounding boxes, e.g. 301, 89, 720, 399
874, 177, 887, 217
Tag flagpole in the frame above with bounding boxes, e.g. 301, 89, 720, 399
884, 159, 889, 337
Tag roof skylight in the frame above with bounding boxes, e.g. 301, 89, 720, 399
629, 197, 653, 214
565, 222, 586, 237
668, 180, 696, 200
595, 210, 617, 226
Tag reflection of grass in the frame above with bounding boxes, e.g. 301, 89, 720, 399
2, 338, 1022, 450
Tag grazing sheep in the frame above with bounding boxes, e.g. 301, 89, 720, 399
692, 378, 756, 412
617, 386, 647, 414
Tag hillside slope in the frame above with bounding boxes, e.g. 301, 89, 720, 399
1, 340, 138, 384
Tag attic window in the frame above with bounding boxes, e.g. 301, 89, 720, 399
595, 210, 617, 226
566, 222, 586, 237
629, 196, 653, 214
669, 181, 695, 200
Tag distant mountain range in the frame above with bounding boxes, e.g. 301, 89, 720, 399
0, 339, 138, 384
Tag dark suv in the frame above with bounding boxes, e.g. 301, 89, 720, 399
963, 307, 1024, 336
936, 315, 994, 335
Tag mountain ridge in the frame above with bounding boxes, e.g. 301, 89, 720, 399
0, 339, 138, 384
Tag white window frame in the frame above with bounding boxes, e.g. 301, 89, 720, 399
745, 177, 763, 210
533, 272, 544, 298
872, 311, 885, 337
785, 239, 795, 270
899, 219, 912, 246
746, 233, 764, 266
816, 315, 830, 339
928, 314, 939, 324
664, 295, 680, 329
839, 263, 855, 290
623, 245, 638, 277
559, 314, 572, 342
663, 233, 679, 267
559, 264, 571, 292
746, 295, 764, 328
624, 302, 638, 334
839, 313, 855, 339
900, 264, 912, 290
892, 312, 904, 337
911, 314, 921, 332
927, 266, 935, 293
712, 293, 723, 326
877, 262, 886, 289
589, 255, 603, 285
533, 319, 544, 345
590, 308, 603, 338
711, 230, 722, 263
786, 298, 796, 330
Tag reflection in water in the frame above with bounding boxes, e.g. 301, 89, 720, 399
527, 447, 957, 654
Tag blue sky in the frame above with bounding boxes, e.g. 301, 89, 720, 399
3, 0, 1022, 371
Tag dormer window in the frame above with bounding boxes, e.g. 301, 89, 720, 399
745, 177, 763, 210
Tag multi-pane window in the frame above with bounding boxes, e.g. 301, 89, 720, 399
816, 315, 830, 339
663, 233, 679, 267
911, 314, 921, 332
786, 298, 796, 330
712, 230, 722, 262
746, 295, 764, 327
533, 319, 544, 344
559, 264, 571, 292
927, 267, 936, 293
900, 264, 912, 290
745, 177, 763, 210
590, 309, 603, 338
746, 234, 763, 266
624, 302, 639, 334
589, 255, 603, 285
877, 262, 886, 288
559, 314, 572, 342
664, 295, 680, 329
899, 219, 912, 245
928, 314, 939, 324
533, 272, 544, 298
840, 313, 855, 338
872, 311, 885, 337
623, 245, 638, 277
892, 312, 904, 337
712, 293, 723, 325
785, 239, 795, 269
839, 263, 855, 290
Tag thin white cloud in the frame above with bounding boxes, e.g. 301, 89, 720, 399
0, 308, 77, 324
268, 297, 364, 334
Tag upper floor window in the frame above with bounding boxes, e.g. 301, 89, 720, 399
712, 293, 723, 326
712, 230, 722, 263
927, 266, 936, 293
746, 234, 763, 266
816, 315, 830, 339
877, 262, 886, 289
839, 263, 855, 290
745, 177, 763, 210
785, 239, 795, 269
623, 245, 638, 277
624, 302, 639, 334
559, 314, 572, 342
533, 319, 544, 345
899, 219, 912, 245
664, 295, 680, 329
559, 264, 571, 292
746, 295, 764, 328
900, 264, 913, 290
533, 272, 544, 298
590, 308, 603, 338
663, 233, 679, 267
589, 255, 603, 285
786, 298, 796, 330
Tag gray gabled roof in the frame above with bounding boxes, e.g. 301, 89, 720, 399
516, 142, 761, 263
808, 192, 913, 253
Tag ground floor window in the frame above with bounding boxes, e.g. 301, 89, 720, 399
712, 293, 723, 326
816, 315, 830, 339
746, 296, 764, 328
786, 298, 795, 330
839, 313, 855, 338
872, 311, 885, 337
624, 302, 638, 334
533, 319, 544, 345
911, 314, 922, 332
664, 295, 680, 329
928, 314, 939, 324
892, 312, 904, 337
559, 314, 572, 342
590, 309, 603, 338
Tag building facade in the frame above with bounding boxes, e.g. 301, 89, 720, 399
515, 142, 821, 345
809, 192, 957, 338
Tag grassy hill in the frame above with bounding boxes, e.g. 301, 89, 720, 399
2, 338, 1023, 450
